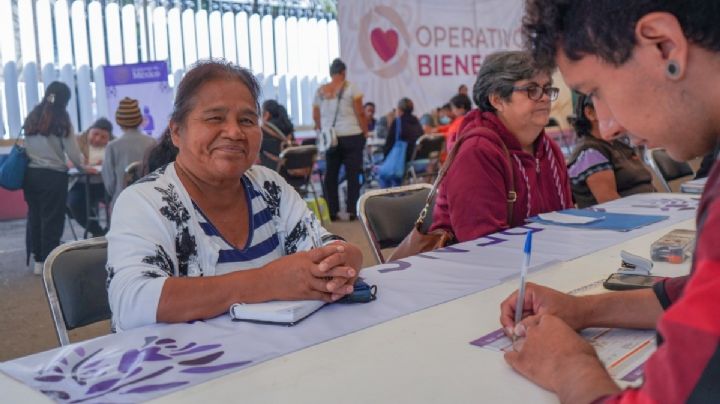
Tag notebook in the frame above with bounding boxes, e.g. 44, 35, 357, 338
229, 300, 326, 326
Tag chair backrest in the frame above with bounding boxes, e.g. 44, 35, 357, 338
43, 237, 111, 346
648, 148, 694, 192
277, 145, 318, 193
411, 134, 445, 161
357, 183, 432, 264
123, 160, 143, 188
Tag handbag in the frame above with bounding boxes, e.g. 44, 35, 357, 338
378, 117, 407, 179
389, 130, 516, 261
0, 132, 29, 191
317, 83, 346, 153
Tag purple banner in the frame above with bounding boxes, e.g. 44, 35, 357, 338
103, 62, 168, 86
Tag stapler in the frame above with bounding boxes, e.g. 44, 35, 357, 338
618, 250, 653, 275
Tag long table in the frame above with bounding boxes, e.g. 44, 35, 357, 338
0, 194, 699, 403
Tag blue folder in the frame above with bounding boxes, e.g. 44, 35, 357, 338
528, 208, 668, 232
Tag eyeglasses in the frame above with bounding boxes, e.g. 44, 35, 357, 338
512, 85, 560, 101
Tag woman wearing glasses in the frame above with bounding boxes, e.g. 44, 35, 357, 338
567, 94, 654, 208
430, 50, 573, 242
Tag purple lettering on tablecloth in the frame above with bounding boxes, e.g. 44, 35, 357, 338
476, 235, 507, 247
378, 260, 412, 273
416, 253, 439, 259
433, 245, 469, 253
499, 225, 544, 236
28, 336, 251, 403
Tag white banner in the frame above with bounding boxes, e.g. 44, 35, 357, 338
103, 62, 174, 139
337, 0, 524, 117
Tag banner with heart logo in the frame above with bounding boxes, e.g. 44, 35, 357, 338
338, 0, 524, 118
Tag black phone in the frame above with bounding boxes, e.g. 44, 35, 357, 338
603, 273, 664, 291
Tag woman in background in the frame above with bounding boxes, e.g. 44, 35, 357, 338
430, 51, 573, 242
22, 81, 95, 274
68, 117, 114, 236
379, 98, 423, 188
567, 94, 654, 207
259, 99, 294, 170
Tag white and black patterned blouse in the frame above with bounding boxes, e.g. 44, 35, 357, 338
106, 163, 341, 331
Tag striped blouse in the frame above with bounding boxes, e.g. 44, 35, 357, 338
106, 163, 340, 331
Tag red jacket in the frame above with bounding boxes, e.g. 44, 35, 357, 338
430, 110, 573, 241
600, 157, 720, 403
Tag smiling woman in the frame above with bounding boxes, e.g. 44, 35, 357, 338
105, 60, 363, 331
429, 51, 573, 243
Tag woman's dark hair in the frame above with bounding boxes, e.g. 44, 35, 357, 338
523, 0, 720, 70
472, 51, 548, 113
23, 81, 73, 137
262, 99, 294, 136
397, 97, 414, 114
170, 59, 261, 128
572, 93, 595, 138
450, 94, 472, 112
329, 58, 346, 76
143, 128, 178, 174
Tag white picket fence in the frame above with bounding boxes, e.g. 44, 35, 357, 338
0, 0, 339, 138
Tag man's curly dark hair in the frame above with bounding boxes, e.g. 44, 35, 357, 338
522, 0, 720, 70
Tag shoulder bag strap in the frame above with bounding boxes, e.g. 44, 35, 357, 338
414, 131, 517, 229
499, 142, 516, 226
331, 82, 346, 129
414, 132, 470, 228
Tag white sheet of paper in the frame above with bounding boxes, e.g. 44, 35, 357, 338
538, 211, 603, 224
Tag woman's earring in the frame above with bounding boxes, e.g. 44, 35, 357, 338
666, 60, 681, 79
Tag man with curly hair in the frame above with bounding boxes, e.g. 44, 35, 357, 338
499, 1, 720, 402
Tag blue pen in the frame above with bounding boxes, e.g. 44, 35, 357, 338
513, 232, 533, 341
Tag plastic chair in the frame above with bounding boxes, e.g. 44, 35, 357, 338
646, 148, 694, 192
42, 237, 111, 346
406, 134, 445, 183
357, 183, 432, 264
277, 145, 325, 222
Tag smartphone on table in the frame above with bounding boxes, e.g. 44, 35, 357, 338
603, 273, 665, 291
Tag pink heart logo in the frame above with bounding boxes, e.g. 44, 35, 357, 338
370, 28, 399, 63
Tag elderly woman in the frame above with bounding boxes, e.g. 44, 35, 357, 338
107, 61, 362, 331
430, 51, 573, 242
567, 94, 654, 207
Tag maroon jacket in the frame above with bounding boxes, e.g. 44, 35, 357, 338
430, 110, 573, 241
599, 157, 720, 403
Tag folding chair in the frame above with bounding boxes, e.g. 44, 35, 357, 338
43, 237, 111, 346
646, 148, 694, 192
406, 134, 445, 183
357, 183, 432, 264
123, 160, 143, 188
277, 145, 327, 222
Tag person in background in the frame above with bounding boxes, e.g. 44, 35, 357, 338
364, 102, 377, 132
379, 98, 424, 187
107, 60, 362, 331
458, 84, 469, 96
313, 58, 368, 221
445, 93, 473, 150
419, 107, 441, 134
142, 127, 178, 175
430, 51, 572, 242
259, 99, 294, 170
22, 81, 95, 275
434, 104, 454, 138
102, 97, 156, 207
567, 93, 654, 207
375, 108, 394, 140
68, 117, 114, 236
500, 1, 720, 402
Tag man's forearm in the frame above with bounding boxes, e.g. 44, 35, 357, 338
580, 288, 662, 329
